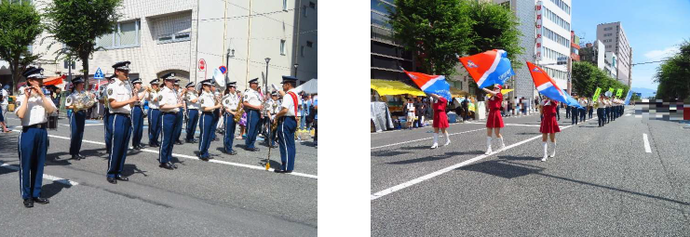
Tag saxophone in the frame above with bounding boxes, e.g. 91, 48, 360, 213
234, 96, 244, 123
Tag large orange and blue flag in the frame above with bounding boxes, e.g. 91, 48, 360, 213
458, 49, 515, 89
526, 61, 581, 108
402, 69, 452, 101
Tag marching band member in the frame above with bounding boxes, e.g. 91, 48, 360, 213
604, 96, 611, 124
130, 78, 146, 150
539, 98, 560, 162
482, 84, 505, 154
579, 97, 587, 122
101, 75, 115, 154
588, 96, 594, 119
173, 79, 185, 145
65, 77, 93, 160
15, 66, 56, 207
596, 96, 605, 127
198, 79, 221, 160
265, 91, 281, 148
571, 96, 579, 125
222, 81, 240, 155
243, 78, 263, 151
184, 82, 200, 143
429, 93, 450, 149
146, 79, 161, 147
157, 73, 182, 169
273, 76, 300, 173
105, 61, 137, 184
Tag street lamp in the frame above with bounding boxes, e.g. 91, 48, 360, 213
293, 63, 299, 77
225, 49, 235, 82
265, 57, 271, 96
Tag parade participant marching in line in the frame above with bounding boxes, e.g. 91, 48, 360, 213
429, 93, 450, 149
578, 97, 587, 123
210, 84, 221, 141
222, 81, 240, 155
105, 61, 137, 184
184, 82, 200, 143
243, 78, 263, 151
15, 67, 56, 207
596, 96, 605, 127
273, 76, 300, 173
571, 96, 579, 125
198, 79, 221, 160
172, 79, 185, 145
146, 79, 161, 147
268, 91, 281, 148
157, 73, 183, 169
539, 98, 560, 162
588, 97, 594, 119
482, 84, 506, 154
101, 75, 115, 154
604, 96, 611, 124
0, 83, 11, 133
64, 77, 94, 160
130, 78, 146, 150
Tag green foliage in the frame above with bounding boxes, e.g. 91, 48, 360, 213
571, 61, 629, 98
389, 0, 472, 75
654, 40, 690, 100
0, 1, 43, 92
44, 0, 122, 86
464, 1, 523, 68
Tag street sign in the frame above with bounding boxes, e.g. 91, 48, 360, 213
94, 67, 104, 79
557, 57, 568, 65
198, 59, 206, 71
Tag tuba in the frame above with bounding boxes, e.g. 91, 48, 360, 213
234, 96, 244, 123
70, 91, 96, 112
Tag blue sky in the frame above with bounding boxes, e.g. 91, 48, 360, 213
571, 0, 690, 91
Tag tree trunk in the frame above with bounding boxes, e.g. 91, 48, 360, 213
80, 54, 90, 90
10, 58, 19, 94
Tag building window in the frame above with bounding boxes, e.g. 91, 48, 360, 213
306, 41, 313, 47
154, 13, 192, 44
283, 0, 288, 11
300, 45, 305, 57
309, 1, 315, 9
303, 5, 307, 17
549, 0, 570, 15
96, 20, 140, 49
280, 39, 286, 55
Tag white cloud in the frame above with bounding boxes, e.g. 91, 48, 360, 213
644, 46, 680, 61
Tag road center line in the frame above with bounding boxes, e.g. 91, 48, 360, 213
10, 130, 317, 180
643, 133, 652, 153
0, 162, 79, 186
371, 125, 574, 201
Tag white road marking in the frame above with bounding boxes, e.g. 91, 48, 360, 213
625, 114, 631, 117
9, 130, 317, 180
371, 128, 486, 150
371, 125, 573, 201
0, 163, 79, 186
643, 133, 652, 153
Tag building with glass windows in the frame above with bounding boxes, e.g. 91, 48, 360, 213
597, 22, 632, 87
370, 0, 414, 82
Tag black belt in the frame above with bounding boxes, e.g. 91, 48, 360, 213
162, 111, 178, 115
23, 123, 48, 129
112, 113, 130, 117
151, 108, 160, 110
202, 112, 213, 115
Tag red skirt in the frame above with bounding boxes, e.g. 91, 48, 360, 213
486, 109, 504, 128
539, 114, 561, 133
433, 111, 449, 128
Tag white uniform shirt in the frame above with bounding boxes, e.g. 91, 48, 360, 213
14, 88, 57, 126
0, 89, 8, 105
158, 86, 180, 113
199, 91, 215, 111
280, 89, 299, 117
107, 79, 133, 114
133, 88, 146, 106
268, 98, 281, 119
243, 89, 263, 108
222, 93, 239, 111
185, 91, 201, 110
146, 90, 160, 109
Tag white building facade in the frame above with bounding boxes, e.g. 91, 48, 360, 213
1, 0, 317, 92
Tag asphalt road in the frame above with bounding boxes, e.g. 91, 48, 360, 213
371, 106, 690, 236
0, 112, 317, 236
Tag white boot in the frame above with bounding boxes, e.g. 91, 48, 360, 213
549, 142, 556, 157
541, 142, 548, 162
498, 136, 506, 150
443, 131, 451, 146
485, 137, 492, 155
431, 134, 439, 149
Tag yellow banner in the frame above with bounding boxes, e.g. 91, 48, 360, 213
592, 87, 602, 101
370, 79, 426, 97
616, 88, 623, 97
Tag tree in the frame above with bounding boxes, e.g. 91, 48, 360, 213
572, 61, 629, 98
388, 0, 472, 75
44, 0, 122, 89
0, 1, 42, 93
464, 1, 523, 99
654, 40, 690, 101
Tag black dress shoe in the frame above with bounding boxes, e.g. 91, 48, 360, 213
274, 169, 284, 173
33, 197, 49, 204
149, 143, 159, 148
23, 199, 33, 208
116, 176, 129, 181
168, 162, 178, 169
186, 139, 198, 143
199, 156, 209, 161
160, 163, 174, 170
275, 169, 292, 174
245, 147, 260, 152
107, 177, 117, 184
72, 155, 81, 160
175, 141, 183, 145
77, 153, 86, 159
133, 146, 141, 151
223, 150, 237, 155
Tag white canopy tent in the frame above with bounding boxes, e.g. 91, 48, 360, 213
295, 78, 317, 94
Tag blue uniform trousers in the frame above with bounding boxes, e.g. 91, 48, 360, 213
107, 114, 132, 178
173, 110, 184, 142
579, 108, 586, 122
565, 106, 570, 118
597, 108, 605, 127
588, 107, 594, 119
148, 109, 161, 146
605, 107, 611, 123
198, 112, 214, 158
131, 106, 144, 148
159, 112, 179, 164
69, 110, 86, 155
277, 117, 297, 171
245, 109, 261, 149
104, 108, 111, 153
211, 109, 220, 140
18, 126, 48, 199
186, 109, 199, 142
223, 114, 237, 152
571, 107, 578, 125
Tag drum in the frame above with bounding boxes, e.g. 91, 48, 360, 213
47, 114, 58, 130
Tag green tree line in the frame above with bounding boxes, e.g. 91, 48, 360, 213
571, 61, 629, 99
655, 40, 690, 101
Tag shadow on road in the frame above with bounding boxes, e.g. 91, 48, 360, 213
372, 150, 409, 157
122, 164, 148, 177
386, 150, 485, 165
41, 180, 73, 199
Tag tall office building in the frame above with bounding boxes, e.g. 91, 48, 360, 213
597, 22, 632, 87
370, 0, 414, 82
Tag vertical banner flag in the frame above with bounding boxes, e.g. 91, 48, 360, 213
624, 90, 633, 105
402, 69, 452, 101
592, 87, 602, 102
609, 87, 614, 95
616, 88, 623, 97
458, 49, 515, 89
526, 61, 581, 108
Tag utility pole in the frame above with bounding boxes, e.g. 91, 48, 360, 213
226, 49, 234, 83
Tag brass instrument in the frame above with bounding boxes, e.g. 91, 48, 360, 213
234, 96, 244, 123
67, 90, 96, 112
